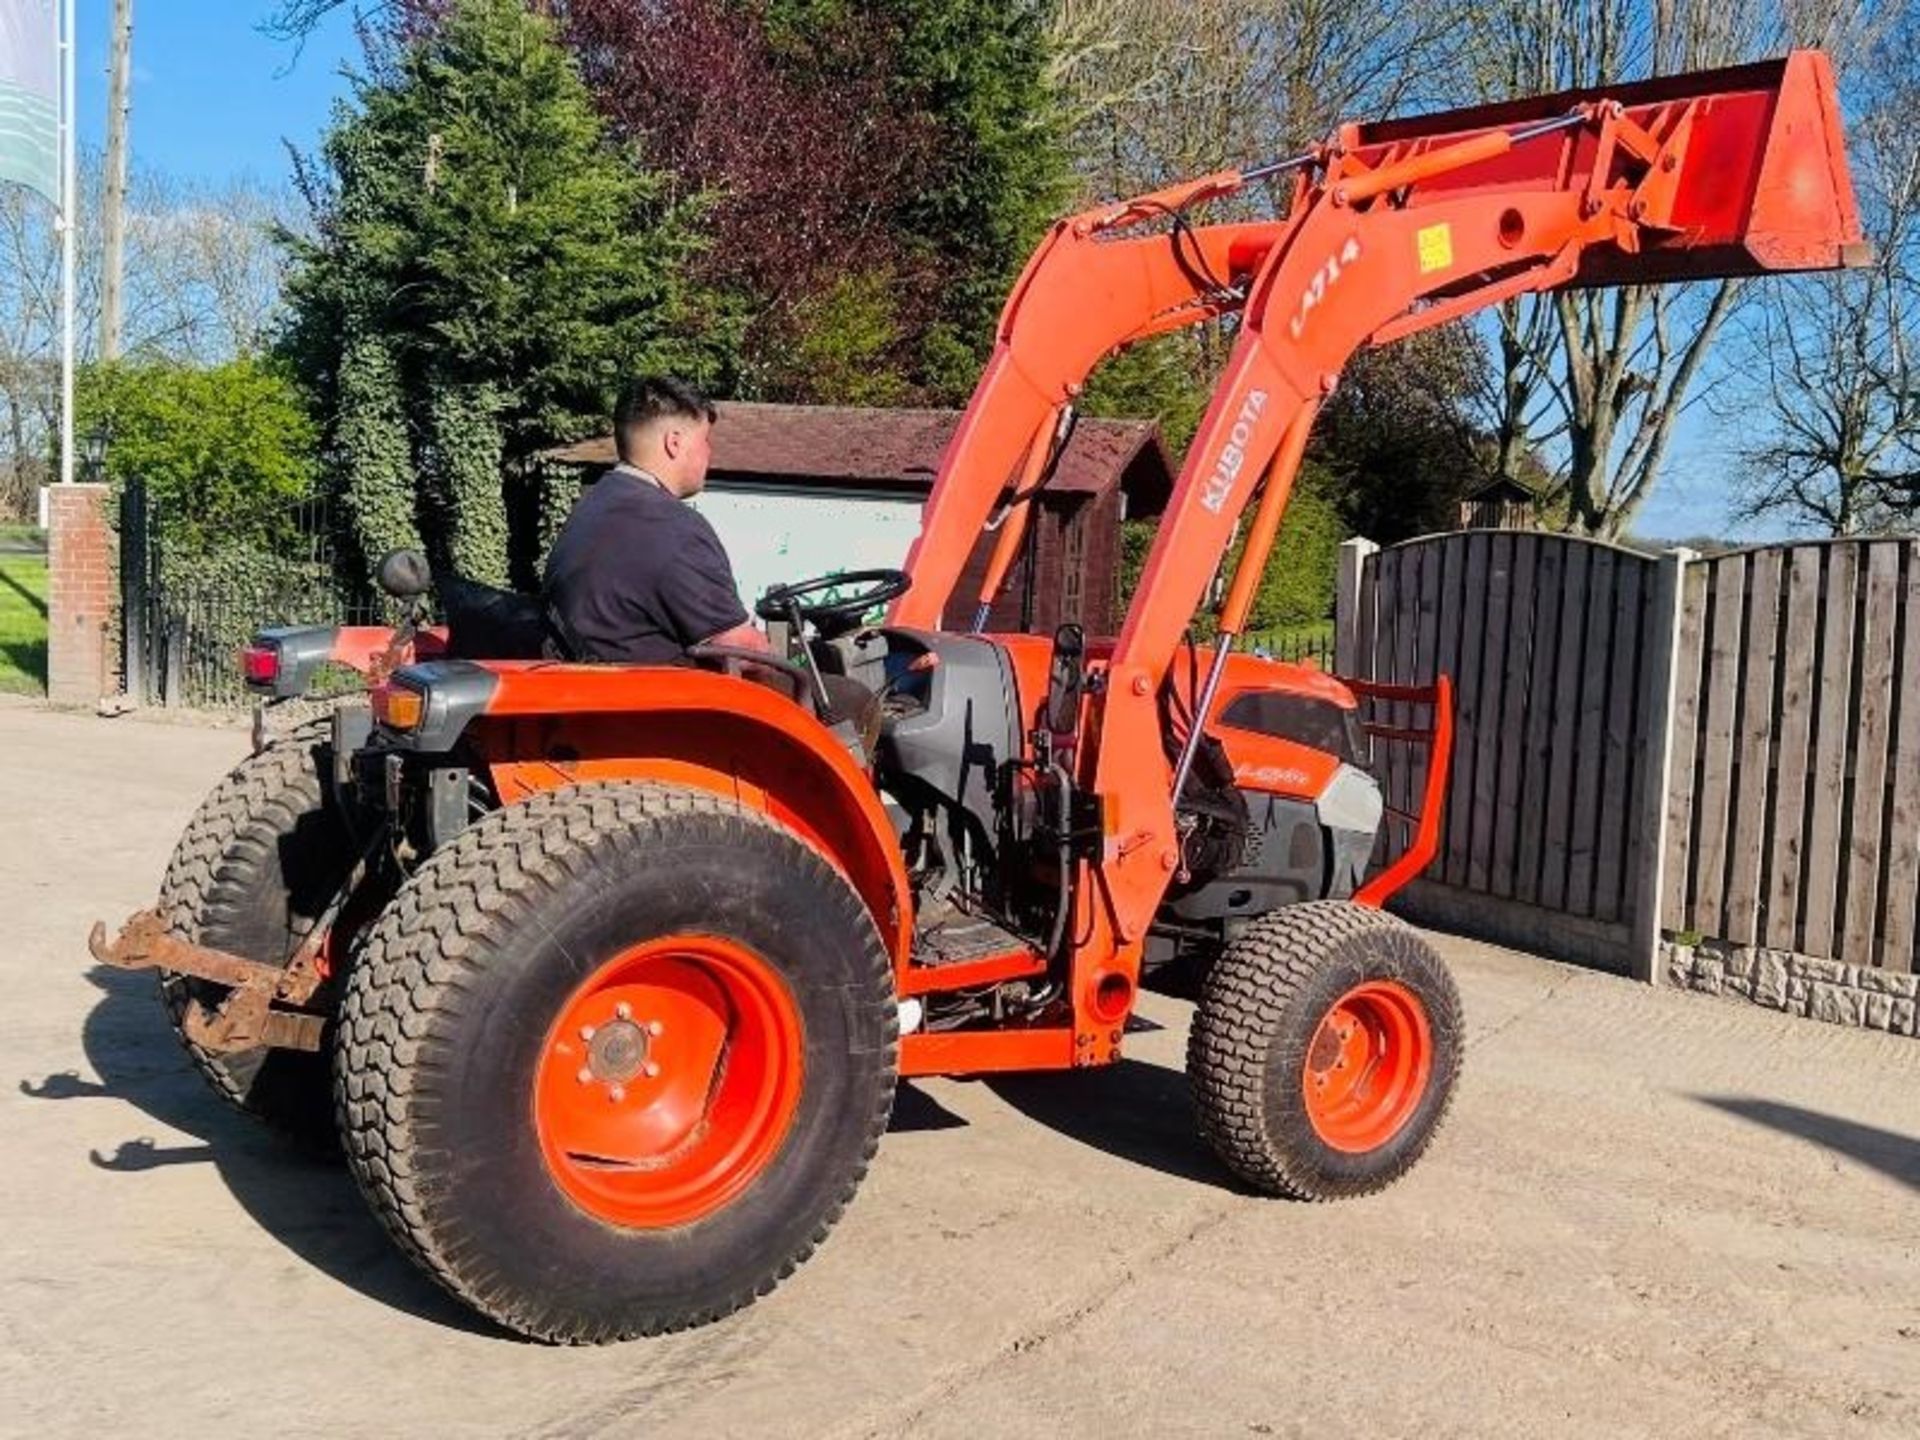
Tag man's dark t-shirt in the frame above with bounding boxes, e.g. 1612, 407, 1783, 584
543, 466, 748, 664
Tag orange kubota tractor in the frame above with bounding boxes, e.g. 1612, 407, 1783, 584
92, 53, 1862, 1342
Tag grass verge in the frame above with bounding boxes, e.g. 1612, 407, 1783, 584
0, 551, 49, 695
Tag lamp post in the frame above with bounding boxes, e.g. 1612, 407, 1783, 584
82, 424, 111, 484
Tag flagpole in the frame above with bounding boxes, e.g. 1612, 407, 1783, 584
58, 0, 75, 486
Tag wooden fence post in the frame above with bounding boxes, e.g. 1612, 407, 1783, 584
1335, 536, 1378, 677
1631, 546, 1698, 983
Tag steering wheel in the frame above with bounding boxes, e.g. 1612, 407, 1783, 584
755, 568, 912, 631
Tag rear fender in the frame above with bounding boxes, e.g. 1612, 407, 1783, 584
465, 667, 914, 973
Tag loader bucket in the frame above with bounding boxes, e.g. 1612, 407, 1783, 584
1343, 50, 1867, 284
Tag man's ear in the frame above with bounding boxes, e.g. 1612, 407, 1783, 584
658, 424, 683, 462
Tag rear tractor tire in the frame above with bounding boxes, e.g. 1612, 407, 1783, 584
334, 782, 899, 1344
1188, 901, 1462, 1201
155, 718, 361, 1147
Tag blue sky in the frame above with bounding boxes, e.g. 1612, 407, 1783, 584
75, 3, 361, 184
67, 4, 1765, 543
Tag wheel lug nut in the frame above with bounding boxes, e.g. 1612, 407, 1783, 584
647, 1020, 663, 1037
608, 1084, 625, 1103
579, 1025, 596, 1042
614, 1002, 632, 1021
643, 1062, 660, 1078
575, 1066, 593, 1085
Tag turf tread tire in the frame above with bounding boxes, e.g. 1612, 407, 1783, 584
334, 781, 898, 1344
155, 718, 348, 1145
1188, 900, 1462, 1202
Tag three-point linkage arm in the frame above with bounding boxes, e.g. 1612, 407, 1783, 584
889, 51, 1865, 992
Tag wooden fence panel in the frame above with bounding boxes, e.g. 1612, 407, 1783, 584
1664, 539, 1920, 974
1841, 544, 1900, 963
1356, 550, 1380, 684
1595, 557, 1643, 924
1349, 531, 1659, 955
1567, 549, 1616, 917
1661, 560, 1709, 923
1724, 549, 1781, 945
1691, 555, 1747, 936
1764, 548, 1821, 949
1409, 532, 1444, 842
1433, 540, 1464, 738
1356, 547, 1386, 871
1540, 542, 1591, 913
1469, 534, 1514, 893
1355, 533, 1920, 977
1390, 543, 1422, 866
1446, 534, 1492, 889
1802, 545, 1859, 956
1370, 544, 1402, 850
1880, 548, 1920, 973
1516, 540, 1566, 907
1491, 535, 1538, 899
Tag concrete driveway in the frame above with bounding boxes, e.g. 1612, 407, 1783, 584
1, 697, 1915, 1439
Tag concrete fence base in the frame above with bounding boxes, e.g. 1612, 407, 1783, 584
1665, 939, 1918, 1037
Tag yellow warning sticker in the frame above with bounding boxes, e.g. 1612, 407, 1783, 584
1417, 223, 1454, 273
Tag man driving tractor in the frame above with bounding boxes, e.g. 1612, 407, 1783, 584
543, 376, 771, 664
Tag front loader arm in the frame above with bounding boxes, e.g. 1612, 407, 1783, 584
893, 50, 1863, 1046
889, 175, 1296, 630
898, 51, 1859, 644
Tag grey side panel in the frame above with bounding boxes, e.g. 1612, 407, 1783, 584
1163, 793, 1326, 923
1160, 789, 1376, 921
1326, 827, 1374, 899
876, 632, 1018, 847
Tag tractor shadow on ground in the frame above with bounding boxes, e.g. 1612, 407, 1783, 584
1693, 1095, 1920, 1193
984, 1057, 1246, 1192
888, 1081, 969, 1132
21, 964, 497, 1337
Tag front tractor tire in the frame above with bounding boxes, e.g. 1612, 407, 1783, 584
334, 783, 899, 1344
1188, 901, 1462, 1201
155, 719, 357, 1147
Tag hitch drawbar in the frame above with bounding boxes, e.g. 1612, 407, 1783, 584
87, 910, 326, 1054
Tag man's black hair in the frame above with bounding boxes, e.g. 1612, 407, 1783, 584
613, 376, 717, 462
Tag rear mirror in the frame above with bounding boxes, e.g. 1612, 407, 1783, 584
1045, 624, 1084, 735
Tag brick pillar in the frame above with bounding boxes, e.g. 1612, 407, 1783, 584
46, 483, 118, 706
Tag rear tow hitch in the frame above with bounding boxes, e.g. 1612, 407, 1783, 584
87, 909, 326, 1054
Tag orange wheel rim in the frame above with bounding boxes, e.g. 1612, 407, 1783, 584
1300, 979, 1432, 1153
534, 935, 805, 1228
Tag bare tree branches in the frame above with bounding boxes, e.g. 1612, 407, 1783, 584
0, 154, 292, 519
1463, 0, 1891, 537
1727, 37, 1920, 533
1050, 1, 1459, 203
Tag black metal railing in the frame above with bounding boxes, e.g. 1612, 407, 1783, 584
121, 481, 391, 709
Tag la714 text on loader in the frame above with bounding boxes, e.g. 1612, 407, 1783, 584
92, 53, 1863, 1342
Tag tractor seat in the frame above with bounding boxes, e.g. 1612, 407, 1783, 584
438, 573, 561, 660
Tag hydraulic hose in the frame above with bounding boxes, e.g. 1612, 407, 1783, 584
1046, 760, 1074, 960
